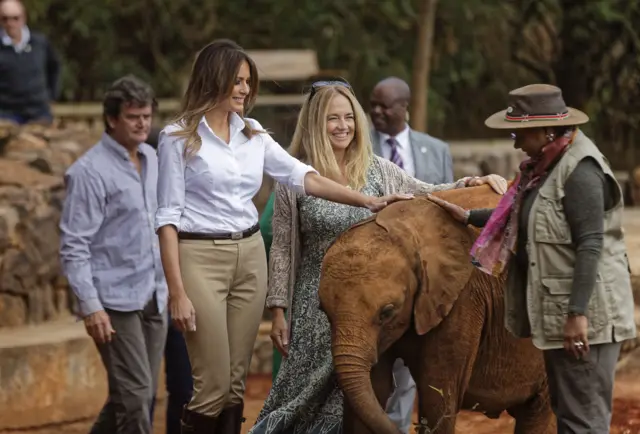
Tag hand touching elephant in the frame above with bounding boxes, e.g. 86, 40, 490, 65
425, 194, 469, 223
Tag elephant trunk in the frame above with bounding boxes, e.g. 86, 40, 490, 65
333, 335, 400, 434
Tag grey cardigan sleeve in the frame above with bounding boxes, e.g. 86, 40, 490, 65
468, 208, 495, 228
563, 158, 612, 316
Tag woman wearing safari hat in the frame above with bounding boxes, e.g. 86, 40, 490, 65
428, 84, 636, 432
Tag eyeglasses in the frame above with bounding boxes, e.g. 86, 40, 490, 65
308, 80, 352, 99
1, 15, 21, 22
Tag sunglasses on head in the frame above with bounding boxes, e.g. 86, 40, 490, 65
308, 80, 352, 99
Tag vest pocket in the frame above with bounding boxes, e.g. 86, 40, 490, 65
540, 277, 608, 341
533, 198, 572, 245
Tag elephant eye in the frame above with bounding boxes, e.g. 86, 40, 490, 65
379, 304, 395, 322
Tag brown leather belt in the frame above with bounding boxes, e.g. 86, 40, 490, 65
178, 223, 260, 241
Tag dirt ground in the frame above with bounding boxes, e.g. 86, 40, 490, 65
9, 373, 640, 434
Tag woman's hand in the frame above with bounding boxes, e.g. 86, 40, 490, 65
170, 293, 196, 333
270, 308, 289, 357
563, 314, 590, 359
304, 173, 413, 211
426, 194, 469, 224
466, 174, 509, 195
363, 193, 414, 212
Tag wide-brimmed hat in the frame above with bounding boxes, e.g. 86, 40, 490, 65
484, 84, 589, 129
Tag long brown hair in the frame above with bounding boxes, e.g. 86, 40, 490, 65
289, 84, 373, 190
170, 39, 262, 158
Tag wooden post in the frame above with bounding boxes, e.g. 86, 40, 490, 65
410, 0, 439, 133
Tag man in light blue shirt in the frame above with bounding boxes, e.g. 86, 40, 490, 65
59, 75, 167, 434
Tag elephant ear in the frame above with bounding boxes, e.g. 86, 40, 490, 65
374, 198, 476, 335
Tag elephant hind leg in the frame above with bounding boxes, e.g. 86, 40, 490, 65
506, 389, 556, 434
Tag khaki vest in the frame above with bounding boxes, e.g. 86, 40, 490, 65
504, 130, 637, 350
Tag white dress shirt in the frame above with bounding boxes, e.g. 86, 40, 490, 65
155, 113, 317, 234
1, 26, 30, 53
378, 124, 415, 177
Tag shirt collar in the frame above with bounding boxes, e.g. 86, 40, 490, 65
1, 26, 30, 53
101, 132, 143, 160
379, 123, 410, 148
200, 112, 247, 139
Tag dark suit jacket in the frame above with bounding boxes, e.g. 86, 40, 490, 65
370, 128, 454, 185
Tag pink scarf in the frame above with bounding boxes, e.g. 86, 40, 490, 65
470, 130, 577, 276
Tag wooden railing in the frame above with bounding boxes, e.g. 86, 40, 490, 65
51, 94, 307, 118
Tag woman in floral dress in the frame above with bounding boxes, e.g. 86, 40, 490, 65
249, 81, 507, 434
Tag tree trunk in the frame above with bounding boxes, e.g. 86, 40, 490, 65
410, 0, 439, 133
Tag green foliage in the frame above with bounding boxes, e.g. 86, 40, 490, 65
21, 0, 640, 168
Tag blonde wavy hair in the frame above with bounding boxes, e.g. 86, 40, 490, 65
170, 39, 262, 158
289, 84, 373, 190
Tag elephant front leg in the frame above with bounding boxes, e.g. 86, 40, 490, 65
343, 353, 396, 434
414, 331, 479, 433
415, 385, 458, 434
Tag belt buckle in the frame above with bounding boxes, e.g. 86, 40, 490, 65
231, 231, 242, 240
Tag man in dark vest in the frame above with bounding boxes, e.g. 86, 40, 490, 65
0, 0, 60, 124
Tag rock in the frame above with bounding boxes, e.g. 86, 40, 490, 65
4, 131, 49, 152
0, 159, 62, 190
0, 248, 33, 294
0, 206, 19, 250
0, 293, 27, 327
0, 125, 97, 328
449, 140, 525, 180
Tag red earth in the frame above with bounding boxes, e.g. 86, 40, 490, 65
9, 374, 640, 434
239, 375, 640, 434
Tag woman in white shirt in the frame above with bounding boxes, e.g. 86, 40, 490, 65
155, 39, 410, 434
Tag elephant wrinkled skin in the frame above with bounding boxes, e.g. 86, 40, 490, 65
318, 185, 555, 434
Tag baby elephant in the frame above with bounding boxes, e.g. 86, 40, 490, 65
318, 185, 555, 434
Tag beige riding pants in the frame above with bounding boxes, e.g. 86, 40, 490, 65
179, 231, 267, 417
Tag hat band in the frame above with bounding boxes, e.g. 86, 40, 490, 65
504, 110, 570, 123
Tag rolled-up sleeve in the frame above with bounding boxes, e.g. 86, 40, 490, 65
155, 130, 186, 231
59, 167, 106, 317
261, 131, 317, 196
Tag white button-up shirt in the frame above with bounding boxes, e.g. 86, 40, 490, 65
1, 26, 30, 53
155, 113, 316, 234
378, 124, 415, 177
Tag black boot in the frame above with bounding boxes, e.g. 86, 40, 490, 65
181, 406, 219, 434
216, 402, 245, 434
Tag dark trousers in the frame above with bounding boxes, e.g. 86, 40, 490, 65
163, 319, 194, 434
90, 296, 168, 434
544, 342, 621, 434
0, 106, 52, 124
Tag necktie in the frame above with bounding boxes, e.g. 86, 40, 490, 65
387, 137, 404, 169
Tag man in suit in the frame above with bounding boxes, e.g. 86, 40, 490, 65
369, 77, 454, 433
369, 77, 454, 184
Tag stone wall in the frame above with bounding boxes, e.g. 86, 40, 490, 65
449, 139, 525, 180
0, 122, 98, 328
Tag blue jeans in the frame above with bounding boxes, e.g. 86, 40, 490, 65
150, 320, 193, 434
